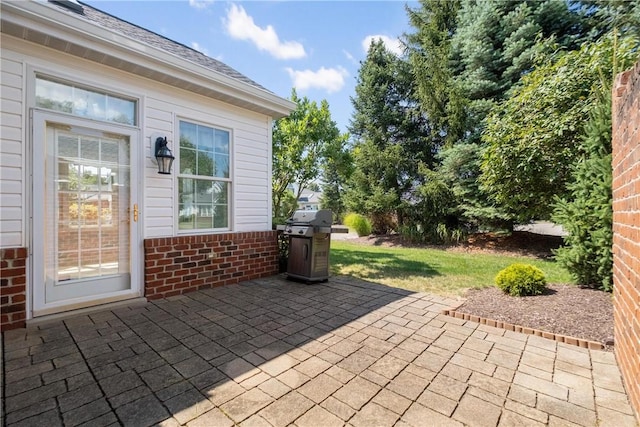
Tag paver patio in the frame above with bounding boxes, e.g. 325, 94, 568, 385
2, 275, 637, 426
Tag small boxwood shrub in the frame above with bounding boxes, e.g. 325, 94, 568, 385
495, 263, 547, 296
343, 213, 372, 237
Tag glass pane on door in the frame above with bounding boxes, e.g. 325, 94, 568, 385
45, 126, 131, 303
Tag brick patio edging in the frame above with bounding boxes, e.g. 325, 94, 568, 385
442, 308, 605, 350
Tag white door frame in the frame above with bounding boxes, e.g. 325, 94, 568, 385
31, 110, 143, 317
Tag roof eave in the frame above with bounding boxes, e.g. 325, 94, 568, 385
0, 1, 295, 119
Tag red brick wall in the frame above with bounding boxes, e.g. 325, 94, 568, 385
57, 191, 121, 269
612, 61, 640, 421
144, 231, 278, 300
1, 248, 27, 331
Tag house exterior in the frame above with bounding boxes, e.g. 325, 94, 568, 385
612, 61, 640, 422
297, 189, 322, 211
0, 0, 295, 331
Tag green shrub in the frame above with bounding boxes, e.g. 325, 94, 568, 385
343, 212, 358, 228
276, 231, 289, 273
343, 213, 372, 237
342, 212, 362, 228
552, 89, 613, 291
495, 264, 547, 296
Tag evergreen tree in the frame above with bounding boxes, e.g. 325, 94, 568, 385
345, 39, 434, 233
406, 0, 589, 231
402, 164, 460, 244
450, 0, 584, 140
346, 141, 404, 234
406, 0, 466, 147
552, 89, 613, 290
437, 143, 512, 230
579, 0, 640, 40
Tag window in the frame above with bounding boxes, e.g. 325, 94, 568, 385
35, 75, 136, 125
178, 120, 230, 230
57, 133, 121, 229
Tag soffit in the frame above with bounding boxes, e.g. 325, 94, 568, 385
0, 1, 295, 119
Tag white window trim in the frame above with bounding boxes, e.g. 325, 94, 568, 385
34, 73, 139, 127
25, 64, 145, 320
175, 117, 233, 234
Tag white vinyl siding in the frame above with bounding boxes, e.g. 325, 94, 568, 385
143, 94, 271, 236
0, 55, 24, 248
0, 35, 275, 247
234, 124, 271, 230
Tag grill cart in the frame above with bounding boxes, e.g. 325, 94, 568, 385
278, 209, 347, 282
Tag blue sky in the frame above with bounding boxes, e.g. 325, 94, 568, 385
84, 1, 416, 133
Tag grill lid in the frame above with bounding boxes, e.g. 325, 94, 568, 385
287, 209, 332, 226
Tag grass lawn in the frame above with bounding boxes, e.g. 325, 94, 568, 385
329, 240, 572, 297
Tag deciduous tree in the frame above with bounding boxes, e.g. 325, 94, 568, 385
272, 89, 345, 222
320, 136, 352, 223
481, 33, 638, 221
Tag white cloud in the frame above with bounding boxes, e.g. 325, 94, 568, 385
285, 66, 348, 94
191, 42, 209, 55
224, 4, 306, 60
189, 0, 213, 10
343, 49, 357, 64
362, 34, 404, 56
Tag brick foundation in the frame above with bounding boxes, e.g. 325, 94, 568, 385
1, 247, 28, 331
143, 231, 279, 300
612, 61, 640, 421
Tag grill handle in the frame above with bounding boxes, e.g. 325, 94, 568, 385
303, 243, 308, 261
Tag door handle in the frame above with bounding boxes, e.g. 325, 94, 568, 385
133, 204, 138, 222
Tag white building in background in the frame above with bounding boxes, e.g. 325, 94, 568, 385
297, 190, 322, 211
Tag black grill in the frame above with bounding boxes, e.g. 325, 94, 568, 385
279, 209, 338, 282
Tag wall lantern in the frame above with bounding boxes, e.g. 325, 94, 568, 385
152, 135, 175, 175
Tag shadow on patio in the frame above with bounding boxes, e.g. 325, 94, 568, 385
2, 275, 636, 427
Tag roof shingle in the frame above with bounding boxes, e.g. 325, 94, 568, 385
49, 0, 270, 92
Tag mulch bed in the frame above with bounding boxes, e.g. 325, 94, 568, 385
345, 231, 615, 349
349, 231, 564, 259
456, 284, 614, 349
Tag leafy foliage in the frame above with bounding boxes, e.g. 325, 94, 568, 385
272, 190, 298, 226
345, 140, 406, 234
578, 0, 640, 40
437, 143, 512, 231
553, 89, 614, 290
404, 0, 594, 230
399, 165, 460, 243
276, 231, 289, 273
272, 89, 346, 221
277, 0, 640, 250
449, 0, 585, 141
320, 135, 353, 223
495, 263, 547, 296
345, 39, 437, 234
406, 0, 466, 146
343, 213, 372, 237
481, 33, 639, 221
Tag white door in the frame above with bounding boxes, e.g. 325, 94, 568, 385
32, 111, 141, 316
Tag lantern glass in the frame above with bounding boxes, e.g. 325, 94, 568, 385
155, 137, 175, 175
158, 154, 174, 175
